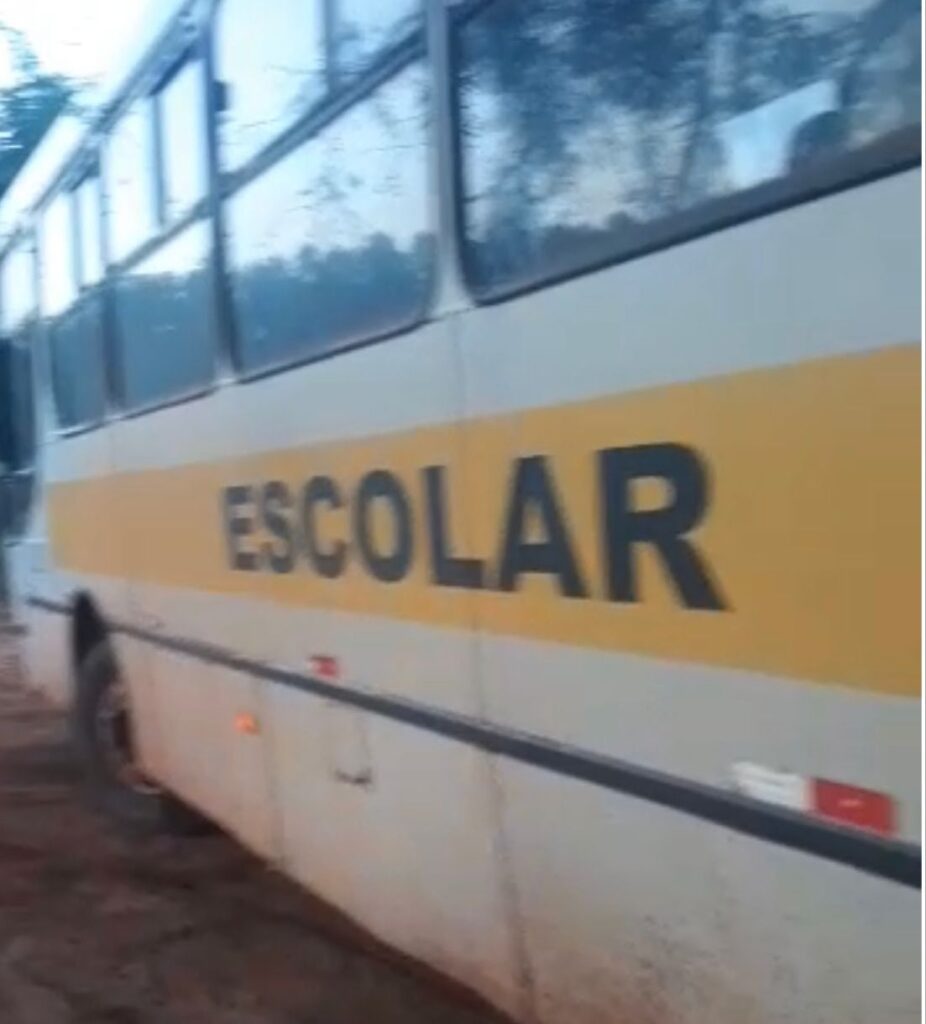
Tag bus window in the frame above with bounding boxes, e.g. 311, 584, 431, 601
334, 0, 422, 77
0, 340, 36, 536
155, 59, 208, 223
216, 0, 327, 171
0, 241, 37, 476
0, 239, 35, 335
42, 192, 106, 429
225, 62, 431, 375
74, 171, 104, 287
106, 100, 157, 263
455, 0, 922, 299
113, 221, 214, 410
10, 344, 35, 472
0, 340, 14, 473
40, 194, 77, 318
840, 0, 921, 148
49, 298, 107, 430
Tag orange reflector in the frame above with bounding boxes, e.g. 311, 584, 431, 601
234, 713, 259, 736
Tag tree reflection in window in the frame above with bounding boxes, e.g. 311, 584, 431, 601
50, 298, 106, 428
113, 222, 214, 410
226, 63, 432, 374
106, 100, 157, 263
336, 0, 422, 76
216, 0, 327, 171
456, 0, 921, 296
41, 194, 106, 429
158, 60, 208, 221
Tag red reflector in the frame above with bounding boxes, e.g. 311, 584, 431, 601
810, 779, 895, 837
309, 655, 340, 682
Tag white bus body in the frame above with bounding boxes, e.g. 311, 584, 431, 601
1, 2, 920, 1022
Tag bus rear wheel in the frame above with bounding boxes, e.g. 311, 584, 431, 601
73, 641, 207, 836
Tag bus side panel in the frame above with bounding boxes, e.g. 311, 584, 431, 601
29, 426, 129, 709
458, 170, 921, 1024
7, 540, 71, 707
496, 763, 919, 1024
247, 324, 526, 1017
95, 320, 528, 1016
107, 385, 280, 858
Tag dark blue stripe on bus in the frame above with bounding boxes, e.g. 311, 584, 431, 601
27, 593, 922, 889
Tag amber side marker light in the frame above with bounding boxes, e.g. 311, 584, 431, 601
234, 712, 260, 735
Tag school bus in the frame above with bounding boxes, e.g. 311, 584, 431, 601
0, 1, 921, 1021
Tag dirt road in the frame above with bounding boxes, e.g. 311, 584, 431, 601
0, 638, 503, 1024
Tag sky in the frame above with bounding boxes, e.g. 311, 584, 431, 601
0, 0, 151, 85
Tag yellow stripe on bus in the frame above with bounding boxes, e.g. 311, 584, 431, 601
49, 344, 921, 697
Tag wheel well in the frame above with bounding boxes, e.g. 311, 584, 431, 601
72, 592, 108, 669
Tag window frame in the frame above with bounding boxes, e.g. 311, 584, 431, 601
217, 8, 434, 385
211, 0, 425, 179
213, 0, 334, 174
37, 182, 108, 437
39, 191, 80, 323
70, 163, 106, 292
111, 219, 218, 417
448, 0, 923, 306
100, 32, 221, 420
19, 2, 434, 430
329, 0, 425, 82
103, 95, 161, 268
150, 48, 210, 228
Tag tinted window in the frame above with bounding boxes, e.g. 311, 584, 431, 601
0, 342, 14, 469
49, 296, 106, 429
75, 173, 104, 286
226, 64, 431, 374
114, 222, 214, 409
0, 340, 35, 470
335, 0, 421, 75
0, 338, 36, 535
41, 194, 106, 429
216, 0, 326, 170
107, 100, 157, 262
456, 0, 922, 297
11, 343, 34, 469
158, 60, 208, 221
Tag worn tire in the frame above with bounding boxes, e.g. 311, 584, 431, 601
72, 641, 209, 836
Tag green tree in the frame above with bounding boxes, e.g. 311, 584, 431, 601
0, 24, 75, 198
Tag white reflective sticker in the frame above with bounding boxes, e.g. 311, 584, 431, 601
731, 761, 809, 812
